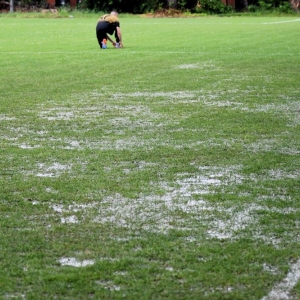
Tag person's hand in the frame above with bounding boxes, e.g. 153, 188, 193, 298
119, 42, 124, 48
112, 41, 116, 47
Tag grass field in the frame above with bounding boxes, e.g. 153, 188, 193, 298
0, 13, 300, 299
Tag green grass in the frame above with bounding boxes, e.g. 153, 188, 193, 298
0, 14, 300, 299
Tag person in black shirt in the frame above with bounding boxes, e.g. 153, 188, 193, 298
96, 11, 123, 49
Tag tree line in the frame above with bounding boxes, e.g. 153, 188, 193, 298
2, 0, 299, 14
78, 0, 298, 13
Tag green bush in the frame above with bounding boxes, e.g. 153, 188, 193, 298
278, 1, 292, 12
260, 0, 292, 11
258, 0, 273, 10
197, 0, 233, 14
81, 0, 165, 13
247, 4, 259, 12
68, 0, 295, 13
18, 0, 47, 8
177, 0, 198, 9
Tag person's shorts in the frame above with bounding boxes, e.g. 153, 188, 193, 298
96, 21, 110, 32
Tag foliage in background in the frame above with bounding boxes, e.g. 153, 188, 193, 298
79, 0, 165, 13
79, 0, 201, 13
0, 0, 296, 14
76, 0, 295, 13
1, 0, 298, 14
247, 0, 293, 12
196, 0, 233, 14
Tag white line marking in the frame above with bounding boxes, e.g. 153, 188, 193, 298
262, 258, 300, 300
262, 18, 300, 24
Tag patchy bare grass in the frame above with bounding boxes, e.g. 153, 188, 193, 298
0, 16, 300, 299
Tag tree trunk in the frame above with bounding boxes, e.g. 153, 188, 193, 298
10, 0, 13, 12
290, 0, 300, 10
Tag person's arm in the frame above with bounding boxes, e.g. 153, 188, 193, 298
106, 34, 116, 46
116, 27, 123, 48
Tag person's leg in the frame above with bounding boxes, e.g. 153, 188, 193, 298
96, 30, 106, 48
96, 22, 109, 49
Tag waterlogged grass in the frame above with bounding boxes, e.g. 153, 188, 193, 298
0, 15, 300, 299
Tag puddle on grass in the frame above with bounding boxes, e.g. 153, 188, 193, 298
22, 162, 72, 178
4, 89, 299, 246
263, 263, 279, 275
207, 204, 256, 239
59, 257, 94, 267
0, 115, 16, 121
39, 109, 75, 121
112, 91, 196, 100
4, 293, 26, 299
47, 164, 299, 245
19, 143, 41, 149
114, 271, 127, 276
176, 63, 199, 69
3, 89, 299, 156
175, 62, 219, 70
61, 215, 78, 224
95, 280, 121, 291
49, 165, 244, 233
